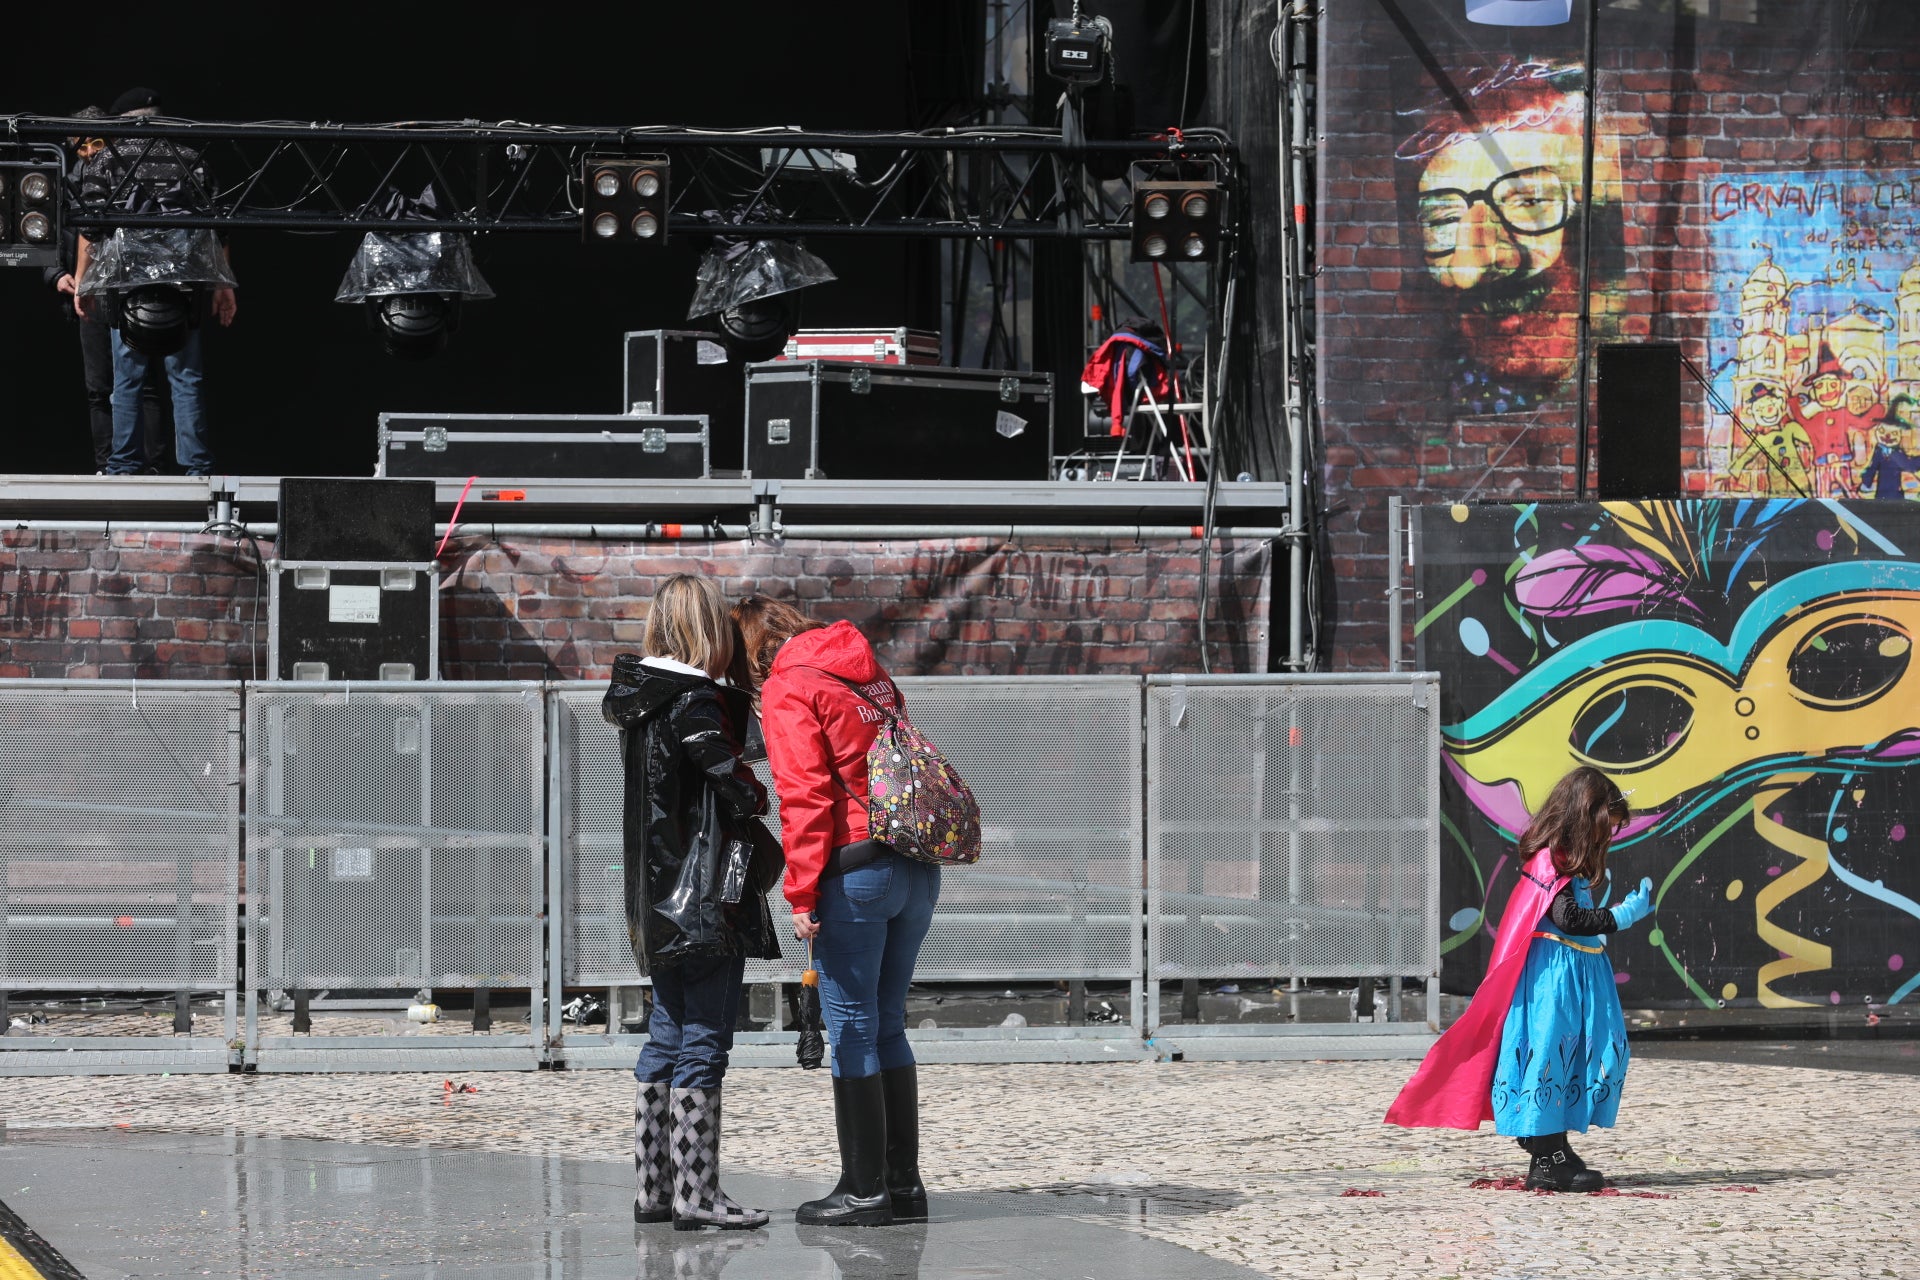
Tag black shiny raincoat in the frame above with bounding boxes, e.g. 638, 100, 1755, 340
602, 656, 781, 973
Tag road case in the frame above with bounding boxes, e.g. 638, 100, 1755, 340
376, 413, 709, 480
268, 561, 439, 681
621, 330, 746, 472
772, 327, 941, 367
744, 361, 1053, 481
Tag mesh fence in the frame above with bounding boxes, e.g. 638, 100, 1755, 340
1147, 678, 1437, 982
553, 677, 1143, 986
246, 685, 543, 990
0, 681, 239, 988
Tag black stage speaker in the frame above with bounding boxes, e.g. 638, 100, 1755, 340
1596, 342, 1683, 500
278, 478, 437, 562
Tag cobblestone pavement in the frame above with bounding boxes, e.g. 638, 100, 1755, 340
0, 1056, 1907, 1279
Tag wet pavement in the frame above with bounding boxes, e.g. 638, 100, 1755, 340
0, 1052, 1911, 1278
0, 1128, 1262, 1279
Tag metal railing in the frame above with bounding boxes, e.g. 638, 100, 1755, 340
0, 675, 1439, 1073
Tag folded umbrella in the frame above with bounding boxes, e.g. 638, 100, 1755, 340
795, 939, 825, 1070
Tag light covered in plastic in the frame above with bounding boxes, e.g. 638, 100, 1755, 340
687, 237, 837, 320
333, 231, 495, 303
77, 228, 239, 297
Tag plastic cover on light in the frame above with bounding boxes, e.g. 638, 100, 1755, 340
77, 228, 237, 296
334, 231, 496, 303
687, 237, 837, 319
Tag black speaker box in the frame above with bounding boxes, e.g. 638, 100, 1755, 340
278, 478, 437, 562
1596, 343, 1683, 500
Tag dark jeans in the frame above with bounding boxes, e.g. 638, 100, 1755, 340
108, 326, 209, 475
78, 318, 170, 473
813, 850, 940, 1079
635, 953, 747, 1090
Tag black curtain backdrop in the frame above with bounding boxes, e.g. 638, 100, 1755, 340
1, 6, 967, 476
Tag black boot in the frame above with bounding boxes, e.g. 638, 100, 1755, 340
880, 1065, 927, 1220
796, 1074, 893, 1227
1521, 1133, 1603, 1193
1557, 1133, 1603, 1183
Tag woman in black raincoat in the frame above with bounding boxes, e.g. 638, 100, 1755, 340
602, 573, 780, 1232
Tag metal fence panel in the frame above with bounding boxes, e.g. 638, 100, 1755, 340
553, 677, 1143, 989
1146, 676, 1439, 1008
246, 684, 543, 991
0, 680, 240, 989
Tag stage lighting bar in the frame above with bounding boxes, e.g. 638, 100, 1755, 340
582, 155, 669, 245
1130, 167, 1222, 264
0, 159, 63, 269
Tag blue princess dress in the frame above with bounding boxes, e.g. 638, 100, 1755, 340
1489, 875, 1630, 1136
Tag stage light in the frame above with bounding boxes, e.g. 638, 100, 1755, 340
336, 224, 494, 360
120, 284, 193, 356
582, 155, 669, 245
1465, 0, 1571, 25
0, 157, 63, 269
1130, 164, 1222, 264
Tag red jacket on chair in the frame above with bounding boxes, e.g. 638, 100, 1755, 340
1081, 330, 1173, 438
758, 620, 903, 914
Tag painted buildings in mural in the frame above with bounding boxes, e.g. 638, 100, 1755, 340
1712, 173, 1920, 500
1397, 57, 1620, 417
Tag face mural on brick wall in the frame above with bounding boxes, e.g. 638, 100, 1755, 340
1420, 499, 1920, 1011
1709, 171, 1920, 501
1395, 57, 1623, 415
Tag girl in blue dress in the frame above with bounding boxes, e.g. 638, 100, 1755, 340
1490, 766, 1654, 1192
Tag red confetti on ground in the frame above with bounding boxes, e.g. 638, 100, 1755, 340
115, 916, 134, 928
1711, 1185, 1759, 1193
1468, 1177, 1532, 1191
1340, 1189, 1385, 1197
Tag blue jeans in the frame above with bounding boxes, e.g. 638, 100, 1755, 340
634, 953, 746, 1090
814, 851, 940, 1079
108, 325, 212, 475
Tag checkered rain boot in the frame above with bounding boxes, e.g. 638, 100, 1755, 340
669, 1086, 770, 1231
635, 1080, 673, 1223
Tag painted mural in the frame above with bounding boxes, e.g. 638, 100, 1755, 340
1392, 54, 1623, 418
1419, 498, 1920, 1010
1709, 170, 1920, 500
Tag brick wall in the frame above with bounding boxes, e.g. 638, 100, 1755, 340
1316, 1, 1920, 669
0, 530, 1271, 679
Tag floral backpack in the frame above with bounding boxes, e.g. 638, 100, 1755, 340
813, 671, 983, 867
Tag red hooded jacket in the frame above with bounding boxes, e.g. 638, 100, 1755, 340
759, 620, 902, 914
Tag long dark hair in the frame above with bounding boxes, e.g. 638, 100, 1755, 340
1516, 766, 1630, 884
728, 595, 824, 691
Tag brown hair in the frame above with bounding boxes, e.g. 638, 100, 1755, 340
644, 574, 734, 679
730, 595, 824, 689
1516, 766, 1630, 885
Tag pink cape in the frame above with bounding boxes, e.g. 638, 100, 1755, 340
1385, 849, 1567, 1130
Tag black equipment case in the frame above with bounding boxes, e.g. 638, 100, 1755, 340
743, 361, 1053, 481
269, 561, 438, 681
376, 413, 709, 479
622, 330, 746, 472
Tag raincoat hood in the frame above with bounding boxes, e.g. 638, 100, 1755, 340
770, 619, 886, 685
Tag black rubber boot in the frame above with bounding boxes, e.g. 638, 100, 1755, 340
880, 1065, 928, 1220
1521, 1133, 1603, 1193
796, 1074, 894, 1227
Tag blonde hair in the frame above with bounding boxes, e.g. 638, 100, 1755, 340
645, 574, 735, 679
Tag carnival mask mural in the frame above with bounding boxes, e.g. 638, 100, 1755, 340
1423, 499, 1920, 1011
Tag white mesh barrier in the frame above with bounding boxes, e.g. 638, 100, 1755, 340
0, 681, 239, 989
1146, 677, 1439, 997
553, 677, 1143, 987
246, 685, 543, 990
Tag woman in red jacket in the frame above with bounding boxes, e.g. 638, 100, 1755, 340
733, 597, 938, 1228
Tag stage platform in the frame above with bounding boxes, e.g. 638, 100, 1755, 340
0, 474, 1291, 533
